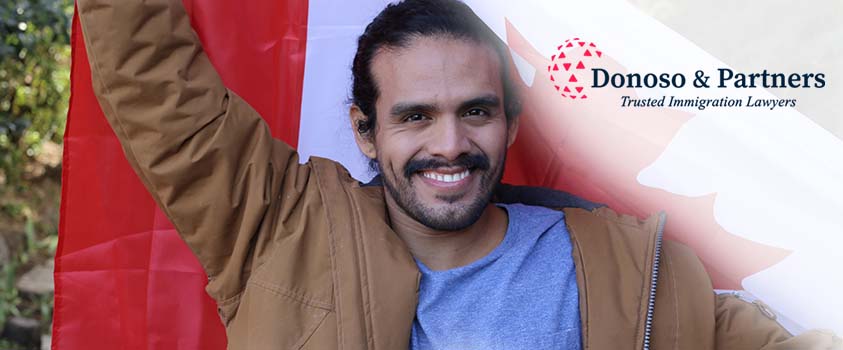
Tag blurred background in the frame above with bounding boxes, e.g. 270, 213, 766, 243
0, 0, 72, 348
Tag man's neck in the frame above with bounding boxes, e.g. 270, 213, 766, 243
385, 197, 509, 271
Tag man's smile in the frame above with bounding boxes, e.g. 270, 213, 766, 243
421, 168, 471, 183
417, 167, 475, 191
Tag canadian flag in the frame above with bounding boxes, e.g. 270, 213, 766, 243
55, 0, 843, 348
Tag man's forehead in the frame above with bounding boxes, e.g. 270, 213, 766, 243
370, 36, 503, 109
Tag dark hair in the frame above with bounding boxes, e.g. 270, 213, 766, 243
351, 0, 521, 138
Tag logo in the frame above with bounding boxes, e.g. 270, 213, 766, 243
547, 38, 603, 100
546, 38, 825, 110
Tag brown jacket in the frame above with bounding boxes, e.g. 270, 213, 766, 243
76, 0, 841, 348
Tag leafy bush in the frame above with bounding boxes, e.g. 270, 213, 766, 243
1, 0, 72, 188
0, 0, 72, 346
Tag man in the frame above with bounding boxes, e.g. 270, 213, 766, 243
75, 0, 840, 348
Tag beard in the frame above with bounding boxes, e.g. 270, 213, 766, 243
379, 152, 504, 231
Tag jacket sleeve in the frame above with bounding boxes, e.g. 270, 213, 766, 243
714, 293, 842, 349
76, 0, 311, 301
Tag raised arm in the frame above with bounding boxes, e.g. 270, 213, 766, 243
76, 0, 309, 301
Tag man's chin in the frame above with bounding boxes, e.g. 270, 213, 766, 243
410, 193, 490, 231
413, 207, 485, 232
381, 168, 497, 232
413, 181, 473, 206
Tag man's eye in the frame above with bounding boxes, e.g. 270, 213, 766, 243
464, 108, 488, 117
403, 113, 427, 122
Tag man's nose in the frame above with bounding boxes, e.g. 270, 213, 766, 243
427, 116, 472, 161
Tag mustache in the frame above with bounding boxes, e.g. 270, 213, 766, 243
404, 153, 490, 179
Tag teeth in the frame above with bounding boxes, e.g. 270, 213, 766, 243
422, 169, 470, 183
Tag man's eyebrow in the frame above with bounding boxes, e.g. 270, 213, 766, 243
457, 94, 501, 112
389, 102, 439, 118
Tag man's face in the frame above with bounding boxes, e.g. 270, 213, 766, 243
359, 36, 517, 231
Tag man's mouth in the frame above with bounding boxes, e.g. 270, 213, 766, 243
420, 168, 471, 183
403, 154, 489, 181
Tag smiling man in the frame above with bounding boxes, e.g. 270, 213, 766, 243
74, 0, 840, 348
348, 18, 584, 347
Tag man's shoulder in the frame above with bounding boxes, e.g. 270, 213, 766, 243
563, 206, 706, 281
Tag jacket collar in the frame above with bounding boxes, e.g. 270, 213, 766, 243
564, 207, 664, 350
351, 183, 420, 349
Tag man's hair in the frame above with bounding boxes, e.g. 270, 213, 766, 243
351, 0, 521, 138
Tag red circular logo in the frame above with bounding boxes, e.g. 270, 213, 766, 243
548, 38, 603, 100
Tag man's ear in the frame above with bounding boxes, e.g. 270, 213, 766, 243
506, 114, 520, 148
350, 105, 377, 160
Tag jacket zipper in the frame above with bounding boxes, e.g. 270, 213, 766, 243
642, 212, 666, 350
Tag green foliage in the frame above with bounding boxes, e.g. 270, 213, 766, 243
0, 0, 73, 187
0, 214, 56, 342
0, 338, 20, 349
0, 0, 71, 346
0, 259, 24, 330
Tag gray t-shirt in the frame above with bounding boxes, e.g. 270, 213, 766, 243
410, 203, 582, 350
